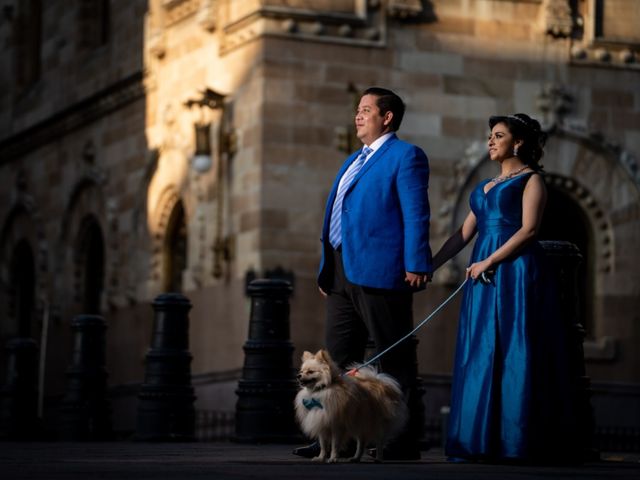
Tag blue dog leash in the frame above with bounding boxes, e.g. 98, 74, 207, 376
345, 277, 470, 377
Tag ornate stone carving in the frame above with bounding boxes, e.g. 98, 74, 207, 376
162, 0, 201, 26
439, 141, 486, 229
620, 49, 635, 64
535, 83, 574, 130
535, 81, 640, 192
148, 28, 167, 59
387, 0, 423, 20
197, 0, 217, 32
556, 122, 640, 192
220, 0, 387, 54
565, 0, 639, 70
570, 44, 638, 69
162, 0, 190, 8
150, 187, 181, 283
105, 198, 124, 309
159, 102, 188, 152
542, 0, 574, 38
543, 173, 614, 274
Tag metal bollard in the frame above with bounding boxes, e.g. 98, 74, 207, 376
136, 293, 196, 441
440, 405, 450, 449
541, 240, 597, 460
59, 315, 113, 440
0, 338, 40, 440
235, 279, 299, 442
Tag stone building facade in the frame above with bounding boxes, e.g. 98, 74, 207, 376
0, 0, 639, 447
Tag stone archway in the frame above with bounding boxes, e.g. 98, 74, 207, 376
9, 239, 36, 338
538, 173, 613, 337
162, 200, 187, 293
58, 179, 107, 315
0, 201, 46, 388
0, 202, 46, 340
149, 186, 188, 294
74, 214, 105, 314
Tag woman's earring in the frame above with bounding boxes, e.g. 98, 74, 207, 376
513, 145, 519, 157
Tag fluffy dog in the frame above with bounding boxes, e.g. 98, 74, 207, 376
294, 349, 408, 463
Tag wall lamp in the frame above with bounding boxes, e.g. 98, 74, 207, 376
184, 88, 236, 280
184, 88, 227, 174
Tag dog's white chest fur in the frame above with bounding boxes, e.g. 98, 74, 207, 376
295, 389, 332, 436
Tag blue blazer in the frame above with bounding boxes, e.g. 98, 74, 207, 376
318, 134, 432, 291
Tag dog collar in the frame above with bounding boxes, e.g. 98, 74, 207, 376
302, 398, 323, 410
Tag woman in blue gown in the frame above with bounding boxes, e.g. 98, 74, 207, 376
433, 114, 578, 463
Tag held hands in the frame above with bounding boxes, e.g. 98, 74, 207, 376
319, 272, 431, 296
405, 271, 431, 289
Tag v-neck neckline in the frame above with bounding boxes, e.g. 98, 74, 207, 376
482, 171, 534, 196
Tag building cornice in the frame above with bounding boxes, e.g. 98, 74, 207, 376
0, 71, 146, 163
215, 0, 430, 55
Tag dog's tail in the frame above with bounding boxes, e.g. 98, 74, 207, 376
348, 365, 406, 402
347, 364, 401, 388
349, 365, 409, 437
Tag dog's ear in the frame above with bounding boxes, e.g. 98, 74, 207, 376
318, 350, 342, 378
317, 349, 332, 363
302, 351, 314, 362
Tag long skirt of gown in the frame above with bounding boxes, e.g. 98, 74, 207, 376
445, 175, 579, 462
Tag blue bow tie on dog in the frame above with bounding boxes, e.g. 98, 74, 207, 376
302, 398, 323, 410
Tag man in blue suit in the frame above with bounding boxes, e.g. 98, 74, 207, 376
295, 87, 432, 460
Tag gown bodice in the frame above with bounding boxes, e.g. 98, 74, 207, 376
470, 173, 535, 238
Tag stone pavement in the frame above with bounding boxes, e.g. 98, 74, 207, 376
0, 442, 638, 480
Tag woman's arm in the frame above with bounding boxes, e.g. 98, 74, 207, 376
432, 211, 478, 271
466, 174, 547, 279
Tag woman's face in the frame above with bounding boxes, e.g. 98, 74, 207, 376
487, 122, 521, 162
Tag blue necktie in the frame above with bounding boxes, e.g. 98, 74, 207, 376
329, 146, 372, 249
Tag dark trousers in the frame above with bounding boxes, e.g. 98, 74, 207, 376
325, 248, 422, 444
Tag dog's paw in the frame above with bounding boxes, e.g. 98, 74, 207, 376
327, 457, 339, 464
311, 455, 324, 462
348, 456, 362, 463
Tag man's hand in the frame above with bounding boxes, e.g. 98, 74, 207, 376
405, 271, 430, 288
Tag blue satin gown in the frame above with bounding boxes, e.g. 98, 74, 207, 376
446, 172, 578, 462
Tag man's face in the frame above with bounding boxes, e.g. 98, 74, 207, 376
355, 94, 392, 146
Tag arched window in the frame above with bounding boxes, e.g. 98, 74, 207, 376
9, 240, 36, 338
15, 0, 42, 87
163, 201, 187, 293
539, 186, 594, 336
77, 216, 105, 314
78, 0, 110, 50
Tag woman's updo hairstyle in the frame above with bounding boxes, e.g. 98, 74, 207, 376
489, 113, 548, 171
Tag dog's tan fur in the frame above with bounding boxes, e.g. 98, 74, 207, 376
294, 349, 408, 463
